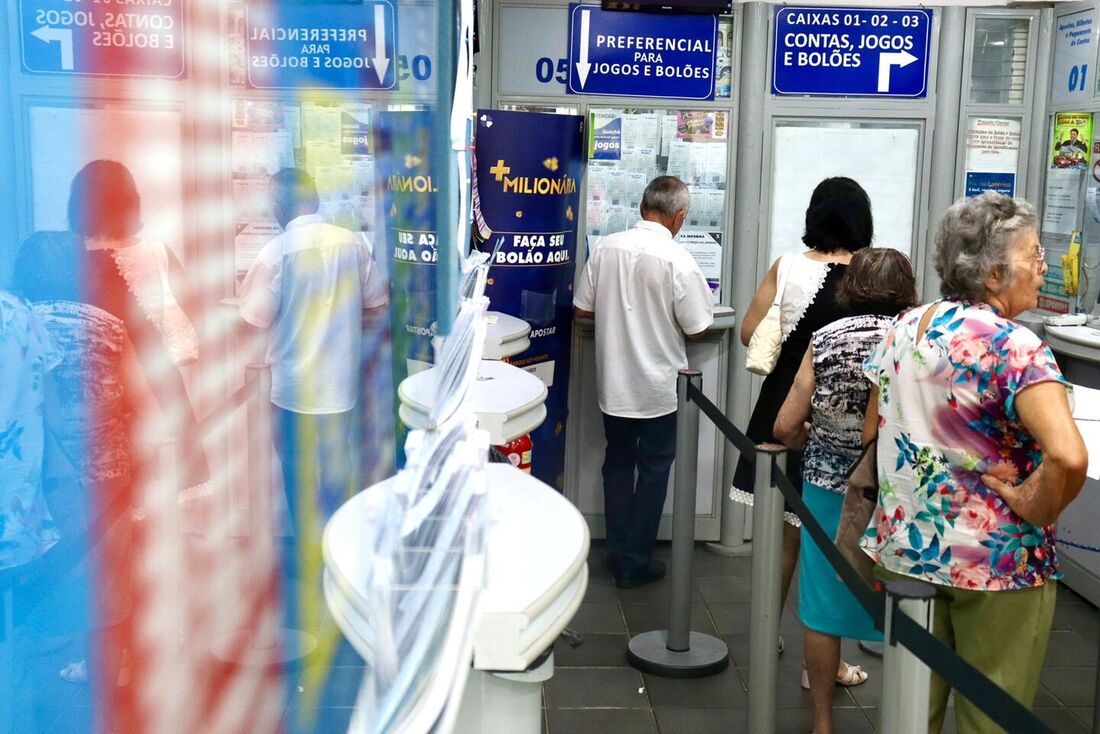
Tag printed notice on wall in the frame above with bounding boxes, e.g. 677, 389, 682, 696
677, 231, 722, 303
964, 117, 1020, 197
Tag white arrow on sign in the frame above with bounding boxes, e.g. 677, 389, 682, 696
32, 26, 74, 71
877, 50, 918, 93
575, 9, 592, 89
372, 4, 391, 84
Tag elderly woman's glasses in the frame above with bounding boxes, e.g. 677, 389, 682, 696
1014, 244, 1045, 267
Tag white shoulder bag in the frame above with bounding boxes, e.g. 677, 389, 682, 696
745, 254, 792, 376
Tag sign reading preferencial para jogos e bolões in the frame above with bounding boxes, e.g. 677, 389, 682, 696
566, 3, 717, 101
472, 110, 585, 492
772, 6, 932, 98
245, 0, 396, 89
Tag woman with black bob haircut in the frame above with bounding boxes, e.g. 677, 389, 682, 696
733, 176, 872, 676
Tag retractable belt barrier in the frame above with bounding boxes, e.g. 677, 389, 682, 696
684, 380, 1058, 734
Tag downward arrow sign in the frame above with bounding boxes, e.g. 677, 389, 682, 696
877, 50, 918, 93
372, 4, 391, 85
32, 26, 73, 71
575, 9, 591, 89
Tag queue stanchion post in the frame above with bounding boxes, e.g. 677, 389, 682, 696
1093, 641, 1100, 734
626, 370, 729, 677
213, 364, 316, 665
881, 579, 936, 734
747, 445, 786, 734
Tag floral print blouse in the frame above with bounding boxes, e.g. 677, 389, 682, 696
0, 291, 62, 571
860, 300, 1069, 591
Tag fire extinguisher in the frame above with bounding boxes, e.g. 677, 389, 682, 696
496, 434, 533, 473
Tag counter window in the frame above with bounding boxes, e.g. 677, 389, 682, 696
231, 99, 375, 287
969, 17, 1030, 105
586, 108, 728, 238
769, 120, 920, 260
585, 108, 729, 302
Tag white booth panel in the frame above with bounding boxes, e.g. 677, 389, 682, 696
29, 105, 184, 250
768, 121, 921, 261
571, 334, 723, 538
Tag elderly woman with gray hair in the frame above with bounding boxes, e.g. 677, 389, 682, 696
861, 191, 1087, 733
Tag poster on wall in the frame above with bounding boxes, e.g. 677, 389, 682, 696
473, 109, 585, 491
964, 117, 1020, 197
1051, 112, 1093, 170
375, 111, 437, 465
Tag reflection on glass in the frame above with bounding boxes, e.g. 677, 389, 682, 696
770, 120, 921, 260
969, 17, 1030, 105
1, 0, 447, 731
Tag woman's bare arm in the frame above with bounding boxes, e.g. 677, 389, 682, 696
740, 257, 781, 347
774, 347, 814, 449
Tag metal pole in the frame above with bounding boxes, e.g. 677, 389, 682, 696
710, 0, 770, 559
627, 371, 728, 677
434, 0, 458, 336
247, 363, 278, 653
881, 580, 936, 734
747, 446, 786, 734
1092, 639, 1100, 734
1026, 9, 1054, 207
921, 5, 965, 298
667, 370, 703, 652
212, 364, 317, 665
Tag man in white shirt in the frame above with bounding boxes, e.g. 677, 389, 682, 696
574, 176, 713, 589
239, 168, 387, 622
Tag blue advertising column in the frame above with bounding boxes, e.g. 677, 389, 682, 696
375, 111, 437, 466
473, 110, 585, 491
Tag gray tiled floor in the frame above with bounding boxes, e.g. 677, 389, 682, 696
545, 541, 1100, 734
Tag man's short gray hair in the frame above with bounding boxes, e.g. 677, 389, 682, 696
934, 191, 1038, 301
640, 176, 690, 217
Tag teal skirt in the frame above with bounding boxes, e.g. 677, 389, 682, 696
798, 481, 882, 641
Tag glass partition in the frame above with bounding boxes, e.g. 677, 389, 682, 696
586, 107, 728, 301
769, 120, 921, 261
969, 17, 1030, 105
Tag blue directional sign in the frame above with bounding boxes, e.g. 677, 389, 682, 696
20, 0, 184, 77
567, 4, 717, 100
773, 6, 932, 98
246, 1, 396, 90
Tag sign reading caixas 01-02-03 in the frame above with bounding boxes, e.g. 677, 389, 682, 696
20, 0, 184, 77
773, 6, 932, 98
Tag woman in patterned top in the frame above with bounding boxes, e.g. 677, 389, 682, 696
775, 248, 919, 734
735, 177, 871, 657
861, 192, 1087, 733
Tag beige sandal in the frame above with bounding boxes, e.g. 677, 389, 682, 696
800, 661, 868, 689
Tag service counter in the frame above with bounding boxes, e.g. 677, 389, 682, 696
569, 306, 735, 541
323, 463, 588, 734
1045, 325, 1100, 608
